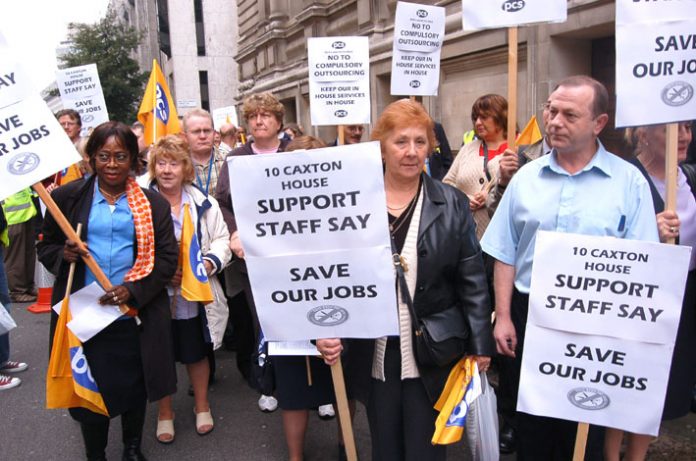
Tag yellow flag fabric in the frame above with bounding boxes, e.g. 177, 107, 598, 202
59, 164, 83, 185
180, 204, 214, 304
137, 59, 181, 146
516, 115, 543, 146
46, 297, 109, 416
431, 357, 482, 445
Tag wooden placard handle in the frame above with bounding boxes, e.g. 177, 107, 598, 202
331, 357, 357, 461
507, 27, 518, 149
664, 123, 679, 245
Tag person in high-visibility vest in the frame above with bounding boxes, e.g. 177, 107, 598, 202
0, 205, 29, 390
1, 188, 38, 303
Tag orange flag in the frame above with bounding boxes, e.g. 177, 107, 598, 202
180, 204, 214, 304
516, 115, 543, 146
137, 59, 181, 146
46, 298, 109, 416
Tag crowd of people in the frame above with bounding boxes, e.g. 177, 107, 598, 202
1, 74, 695, 461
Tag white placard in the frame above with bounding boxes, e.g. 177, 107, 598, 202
0, 33, 34, 110
55, 64, 109, 137
615, 2, 696, 127
519, 231, 690, 436
0, 94, 82, 201
529, 231, 689, 344
391, 2, 445, 96
461, 0, 567, 30
212, 105, 239, 130
268, 341, 319, 356
308, 37, 371, 126
519, 324, 673, 436
228, 142, 398, 341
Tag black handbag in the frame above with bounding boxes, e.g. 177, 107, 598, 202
248, 336, 275, 395
392, 247, 469, 368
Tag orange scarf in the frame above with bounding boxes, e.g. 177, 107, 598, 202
123, 177, 155, 282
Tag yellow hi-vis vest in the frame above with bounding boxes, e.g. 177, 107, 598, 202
2, 188, 37, 226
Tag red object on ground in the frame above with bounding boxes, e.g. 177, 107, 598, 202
27, 287, 52, 314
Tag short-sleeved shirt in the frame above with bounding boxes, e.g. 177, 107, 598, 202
481, 142, 659, 293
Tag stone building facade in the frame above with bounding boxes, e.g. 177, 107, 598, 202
236, 0, 626, 154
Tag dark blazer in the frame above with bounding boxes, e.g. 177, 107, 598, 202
37, 176, 178, 404
347, 174, 495, 403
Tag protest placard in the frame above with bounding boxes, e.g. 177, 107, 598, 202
0, 33, 33, 110
519, 231, 691, 436
461, 0, 566, 30
308, 37, 371, 126
55, 64, 109, 136
615, 1, 696, 127
228, 141, 397, 341
390, 2, 445, 96
212, 105, 239, 130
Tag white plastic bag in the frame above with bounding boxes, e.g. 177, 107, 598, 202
0, 302, 17, 335
466, 372, 500, 461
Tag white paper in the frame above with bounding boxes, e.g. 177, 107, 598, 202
228, 142, 398, 341
461, 0, 567, 31
308, 37, 371, 126
268, 341, 319, 356
391, 2, 445, 96
52, 282, 122, 342
615, 2, 696, 127
55, 64, 110, 137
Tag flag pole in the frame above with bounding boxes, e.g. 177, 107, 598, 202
62, 223, 82, 301
331, 357, 357, 461
152, 59, 158, 145
32, 182, 137, 320
665, 123, 679, 245
507, 27, 518, 149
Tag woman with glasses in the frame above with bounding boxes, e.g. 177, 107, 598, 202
38, 121, 178, 461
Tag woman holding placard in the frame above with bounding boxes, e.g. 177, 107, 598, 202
148, 134, 231, 443
605, 121, 695, 461
38, 121, 178, 461
317, 99, 494, 460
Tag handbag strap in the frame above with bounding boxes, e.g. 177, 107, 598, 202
391, 236, 422, 334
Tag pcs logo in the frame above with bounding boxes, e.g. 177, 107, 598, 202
334, 109, 348, 118
331, 41, 346, 49
416, 9, 428, 18
409, 80, 421, 89
502, 0, 525, 12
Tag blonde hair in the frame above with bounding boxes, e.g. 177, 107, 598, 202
148, 135, 195, 184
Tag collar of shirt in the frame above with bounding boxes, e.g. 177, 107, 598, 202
542, 140, 613, 178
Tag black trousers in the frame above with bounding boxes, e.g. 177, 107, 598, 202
509, 290, 604, 461
366, 338, 445, 461
80, 401, 146, 460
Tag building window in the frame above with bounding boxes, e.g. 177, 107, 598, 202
194, 0, 206, 56
199, 71, 209, 111
157, 0, 171, 57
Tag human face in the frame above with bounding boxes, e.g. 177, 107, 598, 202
59, 115, 81, 141
247, 110, 281, 144
382, 125, 430, 184
344, 125, 364, 144
185, 115, 214, 157
473, 113, 504, 144
94, 136, 132, 193
641, 123, 693, 163
545, 85, 608, 157
154, 156, 185, 193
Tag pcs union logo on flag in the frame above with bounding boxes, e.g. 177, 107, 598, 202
189, 233, 209, 283
155, 83, 170, 124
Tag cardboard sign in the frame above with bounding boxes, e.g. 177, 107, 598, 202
461, 0, 566, 30
55, 64, 109, 137
391, 2, 445, 96
228, 142, 398, 341
519, 231, 690, 436
212, 105, 239, 130
615, 1, 696, 127
308, 37, 371, 126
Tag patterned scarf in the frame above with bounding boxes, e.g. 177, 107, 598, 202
123, 177, 155, 282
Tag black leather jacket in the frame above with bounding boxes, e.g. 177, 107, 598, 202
347, 174, 495, 403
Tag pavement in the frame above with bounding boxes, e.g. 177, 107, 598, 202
1, 302, 695, 460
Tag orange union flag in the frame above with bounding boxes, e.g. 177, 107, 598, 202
137, 59, 180, 145
180, 204, 214, 304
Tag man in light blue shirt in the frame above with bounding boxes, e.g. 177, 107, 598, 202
481, 75, 658, 460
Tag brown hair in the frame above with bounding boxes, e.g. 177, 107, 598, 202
148, 135, 195, 184
471, 94, 508, 136
370, 99, 436, 151
286, 136, 327, 152
553, 75, 609, 118
55, 109, 82, 126
242, 92, 284, 132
